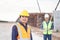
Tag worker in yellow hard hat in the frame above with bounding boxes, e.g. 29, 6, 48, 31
41, 14, 54, 40
12, 10, 32, 40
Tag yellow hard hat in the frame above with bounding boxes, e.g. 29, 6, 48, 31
20, 10, 29, 16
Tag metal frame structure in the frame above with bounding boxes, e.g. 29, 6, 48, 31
55, 0, 60, 11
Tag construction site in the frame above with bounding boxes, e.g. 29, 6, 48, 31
0, 0, 60, 40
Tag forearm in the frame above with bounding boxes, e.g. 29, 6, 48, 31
12, 25, 18, 40
30, 32, 33, 40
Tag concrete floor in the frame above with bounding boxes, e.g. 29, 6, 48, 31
32, 32, 43, 40
0, 22, 43, 40
0, 22, 14, 40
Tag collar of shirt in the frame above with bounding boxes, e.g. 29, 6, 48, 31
19, 21, 27, 32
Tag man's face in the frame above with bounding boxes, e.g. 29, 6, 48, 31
45, 17, 49, 22
20, 16, 28, 23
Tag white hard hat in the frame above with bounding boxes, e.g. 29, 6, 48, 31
44, 14, 49, 18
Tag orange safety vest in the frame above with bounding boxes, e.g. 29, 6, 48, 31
16, 23, 31, 40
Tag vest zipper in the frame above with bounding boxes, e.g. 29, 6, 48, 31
47, 23, 48, 34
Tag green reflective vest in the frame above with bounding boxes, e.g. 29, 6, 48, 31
43, 21, 52, 35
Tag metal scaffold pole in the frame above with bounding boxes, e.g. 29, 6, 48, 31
36, 0, 41, 13
55, 0, 60, 11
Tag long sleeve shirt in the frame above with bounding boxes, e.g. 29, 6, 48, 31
12, 22, 32, 40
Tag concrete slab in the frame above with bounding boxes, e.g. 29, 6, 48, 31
0, 22, 14, 40
32, 32, 43, 40
0, 22, 44, 40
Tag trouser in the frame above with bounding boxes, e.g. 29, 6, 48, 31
43, 34, 52, 40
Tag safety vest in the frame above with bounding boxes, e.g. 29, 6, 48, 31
43, 21, 52, 35
16, 23, 31, 40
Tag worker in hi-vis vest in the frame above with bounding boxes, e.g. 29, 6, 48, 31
41, 14, 54, 40
12, 10, 32, 40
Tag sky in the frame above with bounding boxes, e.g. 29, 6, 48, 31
0, 0, 60, 21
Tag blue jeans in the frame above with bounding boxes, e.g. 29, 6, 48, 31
43, 34, 52, 40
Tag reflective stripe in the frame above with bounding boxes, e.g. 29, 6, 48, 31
16, 23, 22, 40
16, 23, 30, 40
18, 38, 30, 40
43, 21, 52, 34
